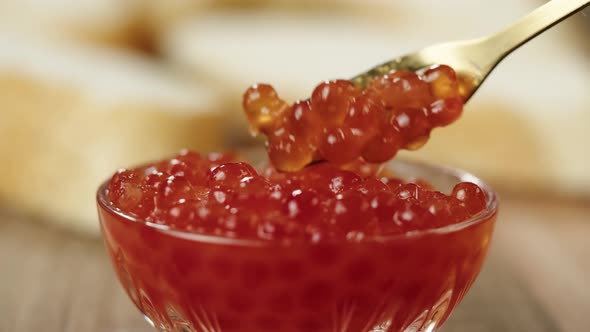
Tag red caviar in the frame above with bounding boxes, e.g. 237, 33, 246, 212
100, 64, 496, 332
243, 65, 464, 170
106, 64, 481, 241
107, 150, 486, 241
99, 154, 495, 332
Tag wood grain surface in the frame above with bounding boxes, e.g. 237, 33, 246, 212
0, 195, 588, 332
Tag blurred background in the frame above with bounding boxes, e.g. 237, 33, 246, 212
0, 0, 588, 331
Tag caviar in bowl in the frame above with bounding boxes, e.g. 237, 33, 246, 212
97, 158, 497, 332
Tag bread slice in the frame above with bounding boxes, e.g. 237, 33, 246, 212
0, 0, 147, 48
0, 33, 225, 235
142, 0, 390, 54
160, 3, 590, 196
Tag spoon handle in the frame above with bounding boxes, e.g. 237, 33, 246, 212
485, 0, 589, 58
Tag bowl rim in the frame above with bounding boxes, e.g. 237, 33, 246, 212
97, 159, 498, 247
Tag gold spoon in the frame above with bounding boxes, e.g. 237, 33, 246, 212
352, 0, 590, 102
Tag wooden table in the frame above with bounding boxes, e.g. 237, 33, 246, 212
1, 194, 588, 332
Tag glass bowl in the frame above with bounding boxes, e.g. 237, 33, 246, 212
97, 159, 498, 332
